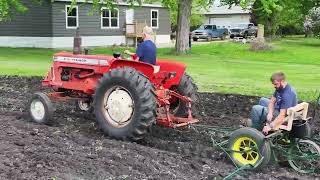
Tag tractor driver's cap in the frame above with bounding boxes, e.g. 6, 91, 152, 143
142, 26, 154, 36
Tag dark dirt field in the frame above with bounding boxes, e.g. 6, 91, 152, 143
0, 76, 319, 180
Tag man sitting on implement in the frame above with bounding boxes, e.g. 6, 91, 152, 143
247, 72, 298, 134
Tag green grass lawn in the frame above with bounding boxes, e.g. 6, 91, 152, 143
0, 37, 319, 101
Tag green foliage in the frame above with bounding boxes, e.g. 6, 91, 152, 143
221, 0, 320, 37
0, 0, 28, 21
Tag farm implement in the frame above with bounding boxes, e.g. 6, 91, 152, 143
191, 101, 320, 179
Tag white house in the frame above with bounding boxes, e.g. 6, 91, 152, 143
201, 1, 251, 29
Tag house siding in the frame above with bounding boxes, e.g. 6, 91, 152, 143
0, 0, 52, 37
52, 2, 170, 37
134, 7, 170, 35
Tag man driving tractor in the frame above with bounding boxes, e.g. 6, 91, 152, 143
247, 72, 298, 134
124, 26, 157, 65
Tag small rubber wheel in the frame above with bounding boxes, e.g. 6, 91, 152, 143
228, 127, 272, 169
28, 92, 54, 124
288, 139, 320, 173
76, 99, 93, 113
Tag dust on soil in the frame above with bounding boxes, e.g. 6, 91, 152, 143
0, 76, 319, 180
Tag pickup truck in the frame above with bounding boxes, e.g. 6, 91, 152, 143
229, 23, 258, 39
191, 24, 228, 41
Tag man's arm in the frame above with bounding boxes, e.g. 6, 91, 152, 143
268, 96, 276, 114
267, 96, 276, 122
269, 109, 286, 128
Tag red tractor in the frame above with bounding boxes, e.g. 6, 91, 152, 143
28, 51, 198, 141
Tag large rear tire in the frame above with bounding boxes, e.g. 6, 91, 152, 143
169, 73, 198, 117
228, 127, 272, 169
94, 67, 157, 141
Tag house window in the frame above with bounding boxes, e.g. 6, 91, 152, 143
66, 5, 78, 29
151, 9, 158, 28
101, 8, 119, 28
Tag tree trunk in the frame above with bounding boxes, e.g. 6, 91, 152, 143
175, 0, 192, 54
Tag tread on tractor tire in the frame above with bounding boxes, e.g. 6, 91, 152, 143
169, 73, 198, 118
28, 92, 54, 124
288, 139, 320, 173
94, 67, 157, 141
228, 127, 272, 169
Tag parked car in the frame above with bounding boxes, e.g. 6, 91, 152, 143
229, 23, 257, 39
212, 28, 229, 40
191, 24, 217, 41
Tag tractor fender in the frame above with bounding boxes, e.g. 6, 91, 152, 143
155, 60, 186, 88
109, 60, 155, 78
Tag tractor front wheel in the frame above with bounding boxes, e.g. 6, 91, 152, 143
228, 127, 272, 169
28, 92, 54, 124
76, 99, 93, 113
169, 73, 198, 117
94, 67, 157, 141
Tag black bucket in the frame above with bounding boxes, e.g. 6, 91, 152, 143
290, 120, 311, 139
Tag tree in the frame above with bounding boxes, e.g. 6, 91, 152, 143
146, 0, 212, 53
305, 7, 320, 37
221, 0, 320, 38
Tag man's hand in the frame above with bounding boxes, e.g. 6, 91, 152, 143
267, 113, 273, 123
262, 124, 272, 135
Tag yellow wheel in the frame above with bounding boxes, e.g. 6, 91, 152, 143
232, 137, 260, 165
228, 127, 271, 169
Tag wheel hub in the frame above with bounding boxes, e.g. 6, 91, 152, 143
232, 137, 259, 165
103, 87, 134, 128
30, 100, 45, 121
78, 100, 91, 111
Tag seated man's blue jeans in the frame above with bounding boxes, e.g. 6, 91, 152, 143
250, 97, 279, 130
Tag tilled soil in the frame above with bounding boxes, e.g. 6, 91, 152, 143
0, 76, 319, 180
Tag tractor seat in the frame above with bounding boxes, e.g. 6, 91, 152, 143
276, 102, 309, 131
152, 65, 160, 73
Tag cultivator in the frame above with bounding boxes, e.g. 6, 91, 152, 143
190, 101, 320, 179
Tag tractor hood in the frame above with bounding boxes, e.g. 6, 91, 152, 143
53, 52, 114, 66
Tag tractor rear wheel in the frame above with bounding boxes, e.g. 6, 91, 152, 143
28, 92, 54, 124
169, 73, 198, 117
94, 67, 157, 141
228, 127, 272, 169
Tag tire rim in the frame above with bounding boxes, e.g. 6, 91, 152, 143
288, 140, 320, 173
78, 99, 91, 111
30, 100, 45, 122
232, 137, 260, 165
103, 86, 134, 128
